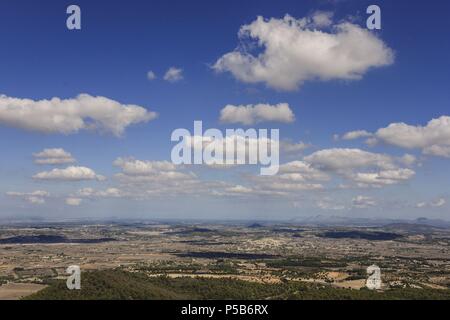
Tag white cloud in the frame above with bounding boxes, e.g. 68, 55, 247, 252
311, 11, 334, 28
375, 116, 450, 158
416, 198, 447, 208
431, 198, 446, 207
352, 195, 376, 208
184, 134, 279, 166
163, 67, 183, 82
423, 145, 450, 158
278, 161, 330, 181
28, 197, 46, 204
33, 148, 76, 165
350, 168, 415, 187
304, 148, 395, 171
365, 137, 379, 147
76, 188, 125, 199
224, 185, 254, 194
280, 141, 310, 153
6, 190, 50, 205
246, 160, 327, 195
399, 154, 417, 167
113, 158, 198, 193
213, 13, 394, 91
33, 166, 105, 181
0, 94, 157, 136
341, 130, 373, 140
113, 158, 176, 175
112, 157, 316, 199
115, 171, 195, 184
416, 202, 427, 208
303, 148, 415, 188
261, 182, 323, 191
147, 70, 157, 80
6, 190, 50, 197
66, 198, 82, 206
219, 103, 295, 125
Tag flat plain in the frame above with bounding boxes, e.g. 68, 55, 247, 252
0, 221, 449, 299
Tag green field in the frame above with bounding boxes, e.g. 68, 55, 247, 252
26, 269, 450, 300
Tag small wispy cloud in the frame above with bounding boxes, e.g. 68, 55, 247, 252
163, 67, 183, 82
147, 70, 157, 80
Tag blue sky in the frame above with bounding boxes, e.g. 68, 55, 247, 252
0, 0, 450, 221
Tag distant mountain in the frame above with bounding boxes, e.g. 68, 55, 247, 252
289, 215, 390, 226
413, 217, 450, 228
247, 223, 265, 228
288, 215, 450, 229
383, 223, 444, 234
